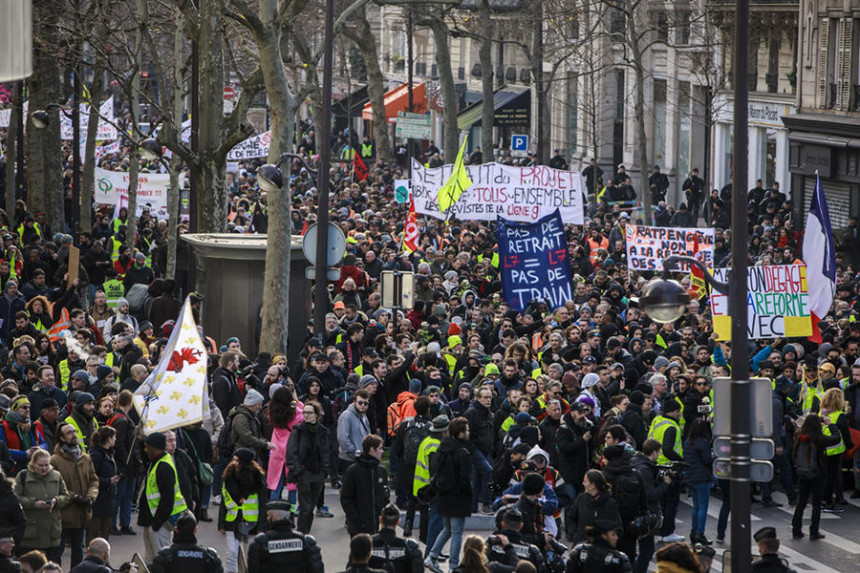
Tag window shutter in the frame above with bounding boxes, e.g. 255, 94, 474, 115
818, 19, 830, 108
837, 18, 853, 110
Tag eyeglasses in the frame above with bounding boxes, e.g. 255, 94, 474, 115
356, 400, 369, 406
695, 382, 709, 387
303, 410, 316, 415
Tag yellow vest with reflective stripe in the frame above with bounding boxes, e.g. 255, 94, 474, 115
222, 486, 259, 523
361, 142, 373, 158
110, 237, 123, 263
145, 453, 188, 517
801, 382, 823, 414
647, 415, 683, 465
675, 396, 685, 433
66, 415, 99, 453
58, 359, 71, 391
413, 435, 441, 496
824, 411, 846, 456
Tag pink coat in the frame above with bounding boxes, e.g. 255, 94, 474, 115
266, 402, 304, 491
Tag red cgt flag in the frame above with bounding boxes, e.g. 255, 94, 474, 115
403, 197, 419, 253
354, 155, 368, 181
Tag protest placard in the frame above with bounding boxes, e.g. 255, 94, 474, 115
710, 264, 812, 340
625, 225, 715, 272
497, 209, 573, 312
227, 131, 271, 161
411, 159, 584, 224
94, 167, 173, 220
60, 98, 118, 141
394, 179, 411, 203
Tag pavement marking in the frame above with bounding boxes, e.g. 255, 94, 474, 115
818, 528, 860, 554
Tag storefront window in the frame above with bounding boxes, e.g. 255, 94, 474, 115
765, 129, 777, 187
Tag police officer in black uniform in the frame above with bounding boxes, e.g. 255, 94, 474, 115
566, 520, 631, 573
751, 527, 794, 573
149, 513, 223, 573
247, 500, 323, 573
367, 504, 423, 573
486, 508, 546, 572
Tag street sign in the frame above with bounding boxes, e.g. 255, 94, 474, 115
395, 112, 431, 140
305, 267, 341, 281
713, 437, 775, 460
713, 458, 773, 482
381, 271, 415, 309
511, 134, 528, 157
302, 223, 346, 266
223, 86, 236, 100
713, 377, 772, 437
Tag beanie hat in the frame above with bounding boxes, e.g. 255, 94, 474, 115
522, 473, 546, 496
10, 395, 29, 411
409, 378, 423, 396
72, 370, 90, 382
629, 390, 645, 406
117, 298, 129, 309
654, 356, 670, 370
448, 322, 462, 336
515, 412, 532, 425
96, 365, 113, 381
663, 399, 681, 414
448, 335, 462, 348
484, 363, 500, 376
603, 444, 625, 461
243, 389, 264, 407
581, 373, 600, 389
234, 448, 255, 466
359, 375, 378, 389
145, 432, 167, 450
40, 398, 58, 410
519, 426, 539, 447
75, 391, 95, 405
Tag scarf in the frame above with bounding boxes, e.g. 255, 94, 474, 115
5, 411, 32, 449
61, 443, 81, 461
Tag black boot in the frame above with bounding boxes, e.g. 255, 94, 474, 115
402, 517, 413, 538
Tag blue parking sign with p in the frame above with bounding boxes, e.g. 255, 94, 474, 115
511, 134, 528, 151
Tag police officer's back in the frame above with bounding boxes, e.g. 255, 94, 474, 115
567, 520, 631, 573
247, 500, 323, 573
149, 514, 222, 573
368, 505, 422, 573
487, 509, 546, 572
752, 527, 794, 573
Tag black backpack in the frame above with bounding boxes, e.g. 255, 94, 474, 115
403, 419, 432, 468
613, 468, 646, 521
430, 448, 458, 495
217, 410, 250, 458
795, 441, 817, 480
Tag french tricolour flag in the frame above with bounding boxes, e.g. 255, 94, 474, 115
802, 173, 836, 343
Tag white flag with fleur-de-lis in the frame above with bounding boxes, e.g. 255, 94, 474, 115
134, 297, 210, 434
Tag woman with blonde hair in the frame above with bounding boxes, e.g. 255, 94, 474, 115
13, 448, 70, 556
452, 534, 516, 573
820, 387, 852, 510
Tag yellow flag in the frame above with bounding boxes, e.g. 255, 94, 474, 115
437, 136, 472, 213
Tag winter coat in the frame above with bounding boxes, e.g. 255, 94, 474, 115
621, 403, 648, 450
88, 446, 117, 517
285, 422, 330, 483
337, 403, 371, 462
13, 465, 70, 549
340, 453, 389, 536
50, 445, 99, 528
266, 404, 304, 491
0, 476, 25, 545
630, 453, 668, 513
108, 409, 145, 478
570, 490, 622, 543
682, 437, 714, 485
556, 412, 593, 486
217, 466, 267, 534
430, 436, 473, 518
229, 406, 268, 459
464, 401, 494, 455
213, 368, 242, 419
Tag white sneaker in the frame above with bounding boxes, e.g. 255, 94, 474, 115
213, 495, 222, 506
660, 533, 685, 543
423, 556, 442, 573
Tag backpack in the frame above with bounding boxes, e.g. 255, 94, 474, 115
795, 441, 818, 480
217, 410, 250, 458
403, 419, 432, 467
331, 385, 356, 421
125, 283, 149, 312
430, 448, 458, 495
613, 468, 646, 521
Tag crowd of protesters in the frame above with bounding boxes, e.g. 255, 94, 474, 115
2, 114, 860, 573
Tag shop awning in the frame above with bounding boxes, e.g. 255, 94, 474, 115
457, 86, 530, 130
362, 82, 427, 122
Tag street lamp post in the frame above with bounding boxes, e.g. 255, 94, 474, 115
315, 0, 335, 337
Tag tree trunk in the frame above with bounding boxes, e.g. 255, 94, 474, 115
628, 10, 651, 223
429, 18, 458, 161
4, 92, 18, 219
344, 6, 391, 164
197, 0, 228, 233
533, 0, 549, 165
256, 9, 294, 356
165, 9, 184, 281
81, 65, 103, 234
479, 0, 494, 161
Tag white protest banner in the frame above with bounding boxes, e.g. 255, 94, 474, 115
710, 264, 812, 340
625, 225, 715, 272
94, 167, 173, 220
61, 98, 117, 141
94, 140, 121, 163
227, 131, 271, 161
411, 159, 584, 224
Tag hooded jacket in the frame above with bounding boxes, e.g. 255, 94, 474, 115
337, 403, 371, 461
339, 452, 389, 536
50, 443, 99, 529
13, 461, 70, 549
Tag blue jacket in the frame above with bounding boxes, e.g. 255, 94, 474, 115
492, 480, 559, 516
682, 437, 714, 484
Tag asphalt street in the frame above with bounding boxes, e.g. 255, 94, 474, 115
100, 485, 860, 572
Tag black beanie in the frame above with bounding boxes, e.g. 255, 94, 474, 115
629, 390, 645, 406
522, 472, 545, 496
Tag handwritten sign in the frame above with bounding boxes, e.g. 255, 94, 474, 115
227, 131, 271, 161
710, 265, 812, 340
411, 159, 584, 224
625, 225, 714, 271
498, 209, 573, 312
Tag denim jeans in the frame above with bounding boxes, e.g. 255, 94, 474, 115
53, 527, 85, 568
430, 515, 465, 569
114, 475, 137, 529
470, 449, 492, 510
690, 481, 711, 535
200, 483, 212, 510
424, 504, 444, 558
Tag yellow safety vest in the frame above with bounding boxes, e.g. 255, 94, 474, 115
112, 218, 127, 235
444, 354, 456, 377
222, 486, 259, 523
145, 453, 188, 517
824, 411, 846, 456
361, 142, 373, 158
103, 279, 125, 310
675, 396, 685, 433
58, 359, 71, 391
66, 415, 99, 453
413, 435, 441, 496
647, 415, 683, 465
7, 254, 17, 280
16, 222, 42, 243
110, 237, 123, 263
801, 383, 823, 414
